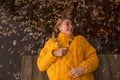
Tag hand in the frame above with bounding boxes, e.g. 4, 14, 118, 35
53, 48, 67, 57
69, 66, 85, 78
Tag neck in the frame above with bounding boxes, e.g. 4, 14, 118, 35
54, 32, 73, 49
58, 32, 73, 39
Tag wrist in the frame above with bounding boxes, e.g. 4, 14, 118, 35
52, 50, 58, 57
80, 66, 85, 74
52, 50, 55, 55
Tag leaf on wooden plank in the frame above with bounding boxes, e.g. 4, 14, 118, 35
13, 40, 17, 46
2, 32, 8, 37
13, 72, 21, 80
7, 72, 11, 75
109, 16, 114, 22
1, 19, 7, 24
0, 26, 3, 29
22, 11, 27, 15
102, 67, 106, 73
111, 48, 118, 54
10, 50, 14, 55
8, 48, 12, 51
15, 0, 21, 6
0, 64, 3, 68
116, 71, 120, 75
105, 35, 109, 43
9, 60, 12, 65
21, 36, 27, 41
28, 32, 33, 36
97, 44, 102, 51
1, 45, 4, 48
92, 8, 99, 17
11, 29, 17, 34
13, 64, 17, 68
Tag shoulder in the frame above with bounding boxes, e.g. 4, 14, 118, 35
74, 35, 90, 47
45, 38, 55, 44
43, 38, 56, 48
74, 35, 88, 41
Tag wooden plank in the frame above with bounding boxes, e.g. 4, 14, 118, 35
21, 55, 33, 80
21, 54, 120, 80
94, 54, 120, 80
32, 56, 49, 80
108, 54, 120, 80
94, 54, 111, 80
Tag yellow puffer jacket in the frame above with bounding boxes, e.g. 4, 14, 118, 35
37, 33, 99, 80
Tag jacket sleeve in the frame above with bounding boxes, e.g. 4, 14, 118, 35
37, 39, 58, 71
79, 36, 99, 74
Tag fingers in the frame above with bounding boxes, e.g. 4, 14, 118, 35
55, 48, 67, 57
61, 48, 67, 55
69, 69, 75, 76
69, 67, 85, 78
59, 48, 67, 52
53, 47, 68, 57
62, 48, 67, 50
72, 73, 79, 78
69, 69, 79, 78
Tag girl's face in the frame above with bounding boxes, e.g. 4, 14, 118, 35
58, 19, 74, 34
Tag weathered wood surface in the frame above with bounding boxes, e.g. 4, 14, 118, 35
21, 55, 49, 80
32, 56, 49, 80
21, 54, 120, 80
21, 56, 33, 80
94, 54, 120, 80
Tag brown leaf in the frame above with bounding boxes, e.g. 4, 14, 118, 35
1, 19, 7, 24
13, 40, 17, 46
0, 26, 3, 29
0, 64, 3, 68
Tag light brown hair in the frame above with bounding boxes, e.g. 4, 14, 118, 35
52, 17, 71, 38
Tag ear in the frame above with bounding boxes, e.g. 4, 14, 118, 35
57, 25, 61, 31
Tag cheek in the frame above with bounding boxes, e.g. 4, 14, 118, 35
67, 25, 71, 29
59, 26, 67, 31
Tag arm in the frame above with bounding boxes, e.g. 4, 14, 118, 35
79, 36, 99, 74
37, 39, 58, 71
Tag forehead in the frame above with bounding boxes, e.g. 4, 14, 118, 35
62, 19, 71, 23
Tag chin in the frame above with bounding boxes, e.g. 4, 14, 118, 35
66, 32, 72, 34
61, 31, 72, 34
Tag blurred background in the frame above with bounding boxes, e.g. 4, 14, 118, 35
0, 0, 120, 80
